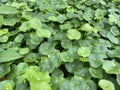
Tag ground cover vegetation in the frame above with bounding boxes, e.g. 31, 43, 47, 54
0, 0, 120, 90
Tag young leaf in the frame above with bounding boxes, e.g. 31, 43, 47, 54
0, 35, 8, 42
102, 60, 120, 74
19, 21, 30, 32
80, 23, 94, 32
19, 48, 29, 55
48, 16, 57, 21
29, 17, 42, 29
78, 47, 90, 57
98, 79, 115, 90
67, 29, 81, 40
36, 28, 51, 38
0, 80, 14, 90
95, 9, 104, 20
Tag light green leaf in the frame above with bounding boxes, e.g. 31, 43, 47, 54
108, 14, 117, 24
0, 35, 9, 42
30, 32, 43, 45
29, 17, 42, 29
57, 14, 67, 23
31, 82, 51, 90
80, 57, 89, 62
36, 28, 51, 38
20, 66, 51, 90
67, 6, 74, 13
103, 60, 120, 74
14, 34, 24, 43
19, 48, 29, 55
3, 18, 20, 26
0, 80, 14, 90
0, 5, 19, 14
67, 29, 81, 40
78, 47, 90, 57
95, 9, 104, 20
0, 29, 8, 36
29, 0, 36, 2
60, 23, 72, 30
48, 16, 57, 21
98, 79, 115, 90
93, 26, 101, 33
80, 23, 94, 32
19, 21, 30, 32
89, 67, 103, 79
99, 0, 106, 5
0, 49, 22, 63
0, 15, 3, 27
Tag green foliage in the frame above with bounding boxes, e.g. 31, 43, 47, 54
0, 49, 22, 63
98, 79, 115, 90
0, 0, 120, 90
0, 5, 19, 14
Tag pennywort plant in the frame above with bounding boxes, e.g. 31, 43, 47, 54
0, 0, 120, 90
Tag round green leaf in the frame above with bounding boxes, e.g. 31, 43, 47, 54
78, 47, 90, 57
98, 79, 115, 90
67, 29, 81, 40
102, 60, 120, 74
89, 67, 103, 79
36, 28, 51, 38
80, 23, 94, 32
29, 17, 42, 29
60, 51, 74, 62
39, 42, 55, 55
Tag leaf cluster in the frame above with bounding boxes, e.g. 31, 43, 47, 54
0, 0, 120, 90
